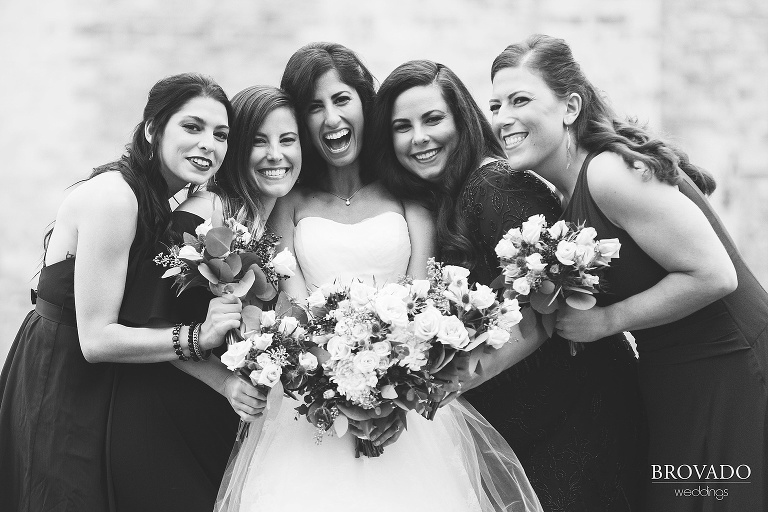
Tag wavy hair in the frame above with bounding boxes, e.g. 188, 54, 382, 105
209, 85, 295, 237
280, 42, 377, 188
491, 34, 715, 194
46, 73, 233, 255
371, 60, 506, 267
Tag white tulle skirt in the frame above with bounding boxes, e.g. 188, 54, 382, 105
215, 387, 542, 512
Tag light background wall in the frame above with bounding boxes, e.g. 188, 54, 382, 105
2, 0, 767, 363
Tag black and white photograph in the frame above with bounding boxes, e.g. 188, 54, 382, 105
1, 1, 766, 511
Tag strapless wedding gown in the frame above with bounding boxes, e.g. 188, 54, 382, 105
216, 212, 542, 512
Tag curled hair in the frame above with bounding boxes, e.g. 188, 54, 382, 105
491, 34, 715, 194
280, 42, 377, 188
210, 85, 295, 237
47, 73, 233, 255
371, 60, 505, 267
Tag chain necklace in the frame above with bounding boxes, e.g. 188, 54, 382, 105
326, 184, 366, 206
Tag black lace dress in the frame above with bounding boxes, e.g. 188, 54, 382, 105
456, 160, 646, 512
108, 211, 239, 512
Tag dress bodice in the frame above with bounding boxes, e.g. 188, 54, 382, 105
293, 211, 411, 290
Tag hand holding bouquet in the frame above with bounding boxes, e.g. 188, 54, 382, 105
492, 214, 621, 355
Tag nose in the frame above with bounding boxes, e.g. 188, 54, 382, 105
267, 142, 283, 162
198, 130, 215, 152
412, 124, 429, 146
495, 103, 516, 129
324, 106, 342, 128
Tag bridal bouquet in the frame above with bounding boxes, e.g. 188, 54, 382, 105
492, 214, 621, 355
297, 259, 523, 456
154, 218, 297, 342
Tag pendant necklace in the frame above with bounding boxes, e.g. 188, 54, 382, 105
326, 184, 365, 206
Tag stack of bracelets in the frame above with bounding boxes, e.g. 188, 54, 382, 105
171, 323, 211, 361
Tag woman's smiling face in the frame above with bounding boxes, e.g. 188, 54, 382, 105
248, 106, 302, 199
390, 84, 458, 183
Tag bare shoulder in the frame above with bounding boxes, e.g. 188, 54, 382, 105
177, 190, 221, 219
402, 199, 432, 220
586, 151, 668, 201
61, 172, 138, 222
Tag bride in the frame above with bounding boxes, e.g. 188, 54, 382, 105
215, 42, 542, 512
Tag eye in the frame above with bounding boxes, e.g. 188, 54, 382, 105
307, 102, 323, 114
392, 122, 411, 133
489, 104, 500, 114
215, 131, 229, 142
335, 95, 351, 106
512, 95, 531, 106
425, 114, 445, 125
280, 136, 297, 145
183, 123, 201, 132
253, 136, 267, 146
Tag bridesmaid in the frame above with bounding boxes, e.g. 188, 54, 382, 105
490, 34, 768, 510
371, 59, 646, 511
0, 73, 243, 512
108, 86, 302, 512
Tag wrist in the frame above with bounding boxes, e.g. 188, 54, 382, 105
602, 304, 624, 336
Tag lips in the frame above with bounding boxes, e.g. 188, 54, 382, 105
187, 156, 213, 170
411, 148, 441, 163
322, 128, 351, 153
257, 167, 290, 180
502, 132, 527, 149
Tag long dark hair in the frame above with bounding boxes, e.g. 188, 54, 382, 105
45, 73, 233, 256
209, 85, 295, 237
492, 34, 715, 194
372, 60, 505, 267
280, 42, 377, 188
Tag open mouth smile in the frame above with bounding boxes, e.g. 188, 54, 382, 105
412, 148, 441, 163
257, 167, 290, 180
323, 128, 351, 153
187, 156, 213, 170
502, 133, 528, 149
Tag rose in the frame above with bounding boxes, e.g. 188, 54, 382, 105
326, 336, 352, 360
547, 220, 570, 239
252, 363, 281, 388
350, 322, 370, 342
279, 316, 300, 337
410, 280, 430, 298
555, 240, 578, 266
298, 351, 318, 370
349, 281, 377, 307
371, 340, 392, 357
442, 265, 471, 285
250, 332, 273, 351
220, 339, 251, 370
498, 298, 523, 329
512, 277, 531, 296
195, 218, 213, 237
469, 284, 497, 310
521, 214, 547, 244
503, 263, 522, 282
261, 310, 276, 329
437, 315, 471, 350
307, 289, 327, 308
413, 305, 443, 340
379, 283, 409, 299
582, 273, 600, 287
319, 282, 343, 296
503, 227, 523, 244
524, 253, 547, 272
323, 389, 336, 399
272, 248, 297, 277
495, 238, 519, 260
574, 244, 596, 268
256, 353, 272, 368
596, 238, 621, 262
353, 351, 379, 373
178, 245, 203, 262
374, 295, 409, 330
334, 318, 354, 336
574, 226, 597, 246
486, 327, 511, 349
312, 333, 333, 346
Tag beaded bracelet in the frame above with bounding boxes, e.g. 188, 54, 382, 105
172, 323, 189, 361
192, 323, 211, 361
187, 322, 201, 361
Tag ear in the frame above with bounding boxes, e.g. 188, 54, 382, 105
144, 120, 155, 145
563, 93, 582, 127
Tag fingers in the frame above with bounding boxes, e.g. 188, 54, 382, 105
372, 418, 405, 448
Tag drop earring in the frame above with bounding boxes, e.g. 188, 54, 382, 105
565, 126, 572, 172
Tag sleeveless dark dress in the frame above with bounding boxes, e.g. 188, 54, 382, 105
108, 211, 239, 512
457, 160, 646, 512
562, 153, 768, 511
0, 226, 169, 511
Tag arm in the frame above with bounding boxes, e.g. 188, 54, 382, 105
270, 190, 309, 302
556, 152, 737, 342
71, 174, 241, 363
403, 200, 437, 278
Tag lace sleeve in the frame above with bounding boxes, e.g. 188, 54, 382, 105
460, 160, 562, 285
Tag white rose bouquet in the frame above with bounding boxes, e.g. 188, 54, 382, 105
154, 218, 297, 343
297, 259, 523, 456
492, 214, 621, 355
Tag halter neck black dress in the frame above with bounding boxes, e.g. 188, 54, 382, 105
457, 160, 646, 512
562, 152, 768, 511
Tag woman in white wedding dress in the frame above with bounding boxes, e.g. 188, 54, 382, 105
214, 42, 542, 512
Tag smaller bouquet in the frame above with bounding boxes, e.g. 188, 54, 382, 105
220, 303, 324, 439
154, 218, 297, 343
492, 214, 621, 355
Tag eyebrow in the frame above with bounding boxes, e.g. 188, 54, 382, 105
184, 115, 229, 130
391, 109, 445, 124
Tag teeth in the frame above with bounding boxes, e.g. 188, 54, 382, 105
189, 157, 211, 168
503, 134, 526, 147
260, 168, 288, 179
414, 149, 438, 161
324, 129, 350, 140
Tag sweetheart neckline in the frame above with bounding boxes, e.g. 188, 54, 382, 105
295, 211, 406, 228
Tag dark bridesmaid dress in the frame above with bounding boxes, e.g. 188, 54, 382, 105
562, 152, 768, 511
458, 160, 647, 512
108, 211, 239, 512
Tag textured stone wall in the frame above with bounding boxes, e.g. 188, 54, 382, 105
1, 0, 766, 359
